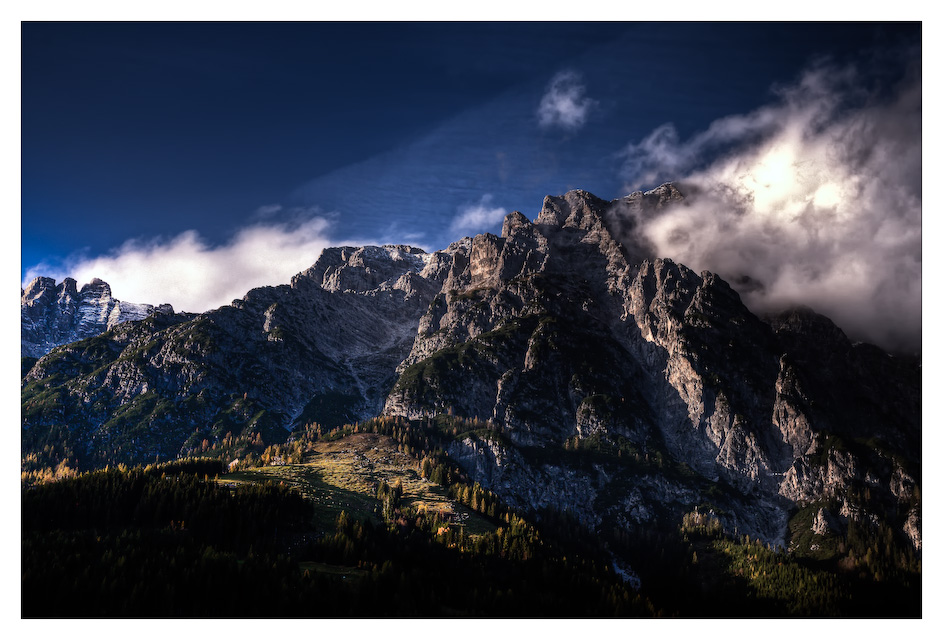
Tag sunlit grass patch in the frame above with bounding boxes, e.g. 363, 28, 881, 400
218, 432, 496, 536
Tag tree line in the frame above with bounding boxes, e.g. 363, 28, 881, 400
23, 456, 654, 617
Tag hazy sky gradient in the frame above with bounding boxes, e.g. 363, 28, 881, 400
21, 22, 921, 350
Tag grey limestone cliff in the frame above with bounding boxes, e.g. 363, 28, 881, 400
382, 185, 919, 548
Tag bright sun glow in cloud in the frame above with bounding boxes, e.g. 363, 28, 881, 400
22, 214, 336, 314
619, 51, 921, 352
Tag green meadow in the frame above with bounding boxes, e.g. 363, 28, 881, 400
221, 432, 495, 536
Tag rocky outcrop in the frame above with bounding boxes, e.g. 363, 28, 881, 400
904, 508, 921, 551
811, 507, 840, 536
21, 277, 172, 358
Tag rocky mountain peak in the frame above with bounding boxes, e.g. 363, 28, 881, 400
59, 277, 79, 297
536, 188, 612, 231
22, 276, 57, 305
21, 276, 165, 358
622, 182, 685, 209
80, 277, 113, 299
501, 210, 532, 238
524, 183, 689, 270
298, 244, 430, 295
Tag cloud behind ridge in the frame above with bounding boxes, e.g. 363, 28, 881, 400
619, 51, 921, 353
22, 214, 335, 314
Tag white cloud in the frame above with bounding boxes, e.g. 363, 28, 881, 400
450, 194, 508, 235
22, 214, 335, 314
618, 52, 921, 352
537, 70, 597, 132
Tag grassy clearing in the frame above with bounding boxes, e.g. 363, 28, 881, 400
221, 432, 495, 536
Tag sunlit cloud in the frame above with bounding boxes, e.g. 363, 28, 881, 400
22, 213, 336, 314
619, 51, 921, 352
450, 194, 508, 236
537, 70, 597, 132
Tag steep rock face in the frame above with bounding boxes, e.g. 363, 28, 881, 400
622, 258, 790, 494
386, 189, 654, 449
21, 277, 172, 358
765, 307, 920, 456
388, 187, 787, 478
382, 186, 919, 547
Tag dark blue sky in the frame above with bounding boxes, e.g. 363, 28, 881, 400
21, 22, 920, 315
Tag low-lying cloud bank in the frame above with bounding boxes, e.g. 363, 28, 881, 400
23, 214, 335, 314
620, 49, 921, 353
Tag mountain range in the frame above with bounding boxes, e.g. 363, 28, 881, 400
21, 184, 921, 556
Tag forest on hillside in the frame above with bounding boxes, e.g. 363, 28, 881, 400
22, 417, 921, 618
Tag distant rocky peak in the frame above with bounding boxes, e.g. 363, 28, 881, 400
21, 276, 170, 358
300, 244, 431, 295
59, 277, 79, 296
524, 184, 689, 269
80, 277, 112, 299
533, 183, 684, 233
346, 244, 427, 268
22, 276, 83, 305
22, 277, 57, 304
621, 182, 685, 209
536, 189, 611, 230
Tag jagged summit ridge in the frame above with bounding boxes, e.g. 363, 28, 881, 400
296, 244, 431, 295
379, 184, 917, 545
21, 276, 173, 358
